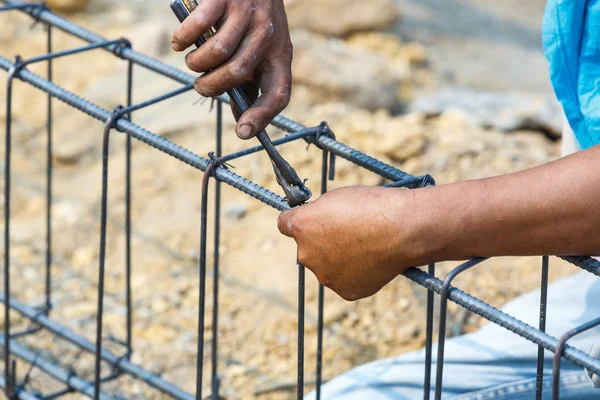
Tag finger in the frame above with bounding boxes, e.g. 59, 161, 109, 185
277, 210, 295, 237
235, 57, 292, 139
184, 14, 250, 73
172, 0, 226, 52
194, 24, 272, 99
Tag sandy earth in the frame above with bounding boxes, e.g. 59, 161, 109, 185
0, 1, 586, 399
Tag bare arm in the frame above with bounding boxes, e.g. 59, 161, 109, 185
278, 145, 600, 301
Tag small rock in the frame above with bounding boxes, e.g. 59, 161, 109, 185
346, 32, 427, 68
54, 200, 83, 227
285, 0, 400, 36
375, 123, 427, 162
410, 88, 563, 138
224, 203, 248, 221
397, 297, 410, 311
71, 246, 95, 268
292, 30, 403, 110
52, 115, 98, 165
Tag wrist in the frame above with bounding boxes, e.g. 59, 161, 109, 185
390, 184, 473, 266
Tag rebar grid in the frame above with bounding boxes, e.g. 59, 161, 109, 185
2, 1, 600, 399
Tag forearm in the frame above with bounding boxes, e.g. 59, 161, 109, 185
405, 144, 600, 263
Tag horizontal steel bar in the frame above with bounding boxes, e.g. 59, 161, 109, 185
403, 268, 600, 375
19, 39, 126, 67
0, 336, 115, 400
315, 135, 414, 183
0, 0, 418, 184
561, 256, 600, 277
220, 127, 320, 163
383, 175, 433, 189
0, 295, 194, 400
119, 83, 195, 116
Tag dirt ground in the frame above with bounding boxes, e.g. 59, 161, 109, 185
0, 1, 586, 399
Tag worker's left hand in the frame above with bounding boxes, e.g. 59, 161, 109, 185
171, 0, 293, 140
278, 186, 429, 301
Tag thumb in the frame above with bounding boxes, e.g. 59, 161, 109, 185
278, 210, 296, 237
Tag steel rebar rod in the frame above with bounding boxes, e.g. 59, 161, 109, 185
45, 24, 53, 315
552, 317, 600, 400
219, 127, 321, 164
5, 59, 17, 399
434, 258, 488, 400
211, 102, 223, 400
0, 295, 193, 399
560, 256, 600, 276
403, 268, 600, 375
0, 337, 115, 400
423, 263, 435, 400
315, 148, 332, 400
124, 59, 133, 358
298, 260, 305, 400
536, 256, 550, 399
197, 160, 218, 400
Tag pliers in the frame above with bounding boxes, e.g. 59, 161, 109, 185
170, 0, 312, 207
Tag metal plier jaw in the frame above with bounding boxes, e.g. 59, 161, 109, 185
272, 161, 313, 208
170, 0, 312, 207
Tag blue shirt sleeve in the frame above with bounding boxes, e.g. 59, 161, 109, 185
543, 0, 600, 149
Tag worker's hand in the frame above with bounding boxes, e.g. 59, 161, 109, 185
278, 187, 429, 301
171, 0, 293, 140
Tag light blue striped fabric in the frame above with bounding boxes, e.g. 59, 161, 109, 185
543, 0, 600, 149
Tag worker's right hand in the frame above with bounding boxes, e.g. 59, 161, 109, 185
277, 186, 435, 301
171, 0, 294, 140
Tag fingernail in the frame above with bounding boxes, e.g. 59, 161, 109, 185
237, 124, 254, 139
194, 79, 205, 96
171, 41, 182, 51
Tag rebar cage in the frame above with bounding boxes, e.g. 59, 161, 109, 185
2, 1, 600, 399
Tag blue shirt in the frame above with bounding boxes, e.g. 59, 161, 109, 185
543, 0, 600, 149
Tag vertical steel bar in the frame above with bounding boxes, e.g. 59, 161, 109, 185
197, 163, 214, 400
45, 24, 53, 314
315, 149, 330, 400
95, 115, 118, 399
423, 263, 435, 400
536, 256, 549, 399
125, 60, 133, 356
4, 65, 18, 399
434, 258, 487, 400
211, 101, 223, 400
298, 261, 305, 400
10, 359, 16, 397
